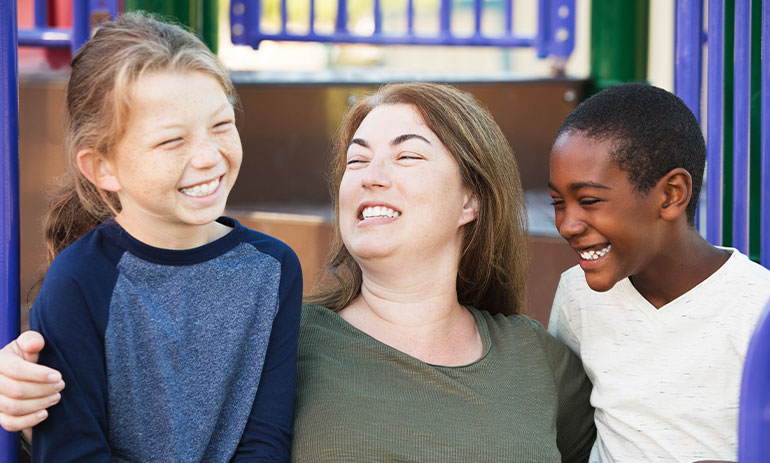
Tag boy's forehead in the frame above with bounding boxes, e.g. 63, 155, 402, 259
549, 131, 632, 188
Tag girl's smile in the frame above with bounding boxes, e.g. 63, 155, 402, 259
104, 70, 242, 249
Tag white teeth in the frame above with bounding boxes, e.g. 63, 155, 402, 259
180, 178, 220, 197
361, 206, 400, 220
579, 245, 611, 261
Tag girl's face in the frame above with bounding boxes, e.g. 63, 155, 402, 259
107, 70, 242, 247
338, 103, 477, 266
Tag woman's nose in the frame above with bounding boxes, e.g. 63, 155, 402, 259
361, 156, 392, 188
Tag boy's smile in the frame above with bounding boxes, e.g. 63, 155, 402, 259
548, 131, 665, 292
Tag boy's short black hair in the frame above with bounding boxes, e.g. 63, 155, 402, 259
555, 83, 705, 226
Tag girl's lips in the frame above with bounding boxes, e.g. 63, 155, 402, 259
179, 175, 224, 198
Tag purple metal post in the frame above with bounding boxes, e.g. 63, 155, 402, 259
440, 0, 451, 37
732, 0, 751, 254
336, 0, 348, 33
473, 0, 483, 37
310, 0, 316, 34
738, 299, 770, 459
72, 0, 90, 55
548, 0, 575, 59
0, 0, 21, 459
535, 0, 549, 57
407, 0, 414, 34
674, 0, 703, 124
504, 0, 513, 35
374, 0, 382, 35
34, 0, 47, 28
761, 0, 770, 268
706, 0, 724, 245
281, 0, 288, 33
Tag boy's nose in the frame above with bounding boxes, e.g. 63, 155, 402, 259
557, 210, 586, 239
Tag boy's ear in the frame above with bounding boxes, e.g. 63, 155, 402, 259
459, 191, 479, 226
76, 149, 121, 192
658, 167, 691, 221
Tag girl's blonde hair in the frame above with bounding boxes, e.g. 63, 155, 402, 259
44, 12, 236, 264
307, 83, 530, 316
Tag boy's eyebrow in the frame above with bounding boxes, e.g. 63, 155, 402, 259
547, 181, 612, 191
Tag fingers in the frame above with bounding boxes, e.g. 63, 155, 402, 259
0, 408, 50, 433
0, 336, 62, 384
0, 372, 64, 401
15, 331, 46, 363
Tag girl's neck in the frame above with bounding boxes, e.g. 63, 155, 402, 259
115, 214, 231, 250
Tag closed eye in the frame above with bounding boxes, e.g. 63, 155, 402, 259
157, 137, 183, 149
579, 198, 602, 206
213, 120, 234, 131
397, 152, 424, 161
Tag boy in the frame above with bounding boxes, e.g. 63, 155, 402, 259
547, 83, 770, 462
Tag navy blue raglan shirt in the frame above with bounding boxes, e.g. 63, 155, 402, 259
30, 217, 302, 462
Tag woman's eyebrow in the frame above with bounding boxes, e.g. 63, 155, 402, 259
348, 138, 369, 149
391, 133, 431, 146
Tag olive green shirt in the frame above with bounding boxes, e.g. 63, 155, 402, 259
292, 305, 595, 462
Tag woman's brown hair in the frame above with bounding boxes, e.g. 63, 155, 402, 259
43, 12, 235, 265
307, 82, 530, 316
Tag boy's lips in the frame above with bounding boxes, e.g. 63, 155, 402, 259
571, 243, 612, 262
578, 244, 612, 261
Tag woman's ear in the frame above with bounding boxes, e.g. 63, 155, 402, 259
459, 191, 479, 226
76, 149, 121, 192
658, 167, 691, 222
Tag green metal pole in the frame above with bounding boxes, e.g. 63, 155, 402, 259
123, 0, 218, 53
589, 0, 649, 94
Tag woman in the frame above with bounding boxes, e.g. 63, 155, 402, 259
0, 83, 595, 462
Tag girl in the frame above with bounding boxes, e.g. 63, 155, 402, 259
26, 12, 301, 462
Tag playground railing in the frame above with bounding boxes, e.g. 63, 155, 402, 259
230, 0, 576, 60
675, 0, 770, 269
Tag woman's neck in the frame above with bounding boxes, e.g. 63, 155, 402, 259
339, 266, 483, 366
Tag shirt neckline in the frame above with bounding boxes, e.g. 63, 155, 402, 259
307, 304, 492, 369
102, 216, 247, 266
618, 246, 740, 315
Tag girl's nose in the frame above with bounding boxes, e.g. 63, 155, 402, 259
190, 138, 222, 169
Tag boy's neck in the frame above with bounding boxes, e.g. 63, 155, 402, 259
629, 227, 730, 309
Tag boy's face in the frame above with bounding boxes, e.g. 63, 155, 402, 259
548, 131, 664, 292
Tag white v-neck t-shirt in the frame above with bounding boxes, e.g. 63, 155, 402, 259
548, 248, 770, 463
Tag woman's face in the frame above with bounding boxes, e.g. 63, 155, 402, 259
339, 103, 477, 266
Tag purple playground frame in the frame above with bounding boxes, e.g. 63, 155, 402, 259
230, 0, 577, 59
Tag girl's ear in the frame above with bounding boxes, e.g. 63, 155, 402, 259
76, 149, 121, 192
658, 167, 691, 222
459, 191, 479, 226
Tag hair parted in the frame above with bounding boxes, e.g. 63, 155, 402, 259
306, 82, 530, 316
44, 11, 235, 264
555, 82, 705, 226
